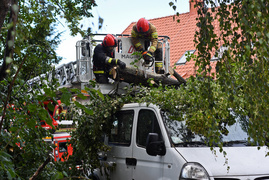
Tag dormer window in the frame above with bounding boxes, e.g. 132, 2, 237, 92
176, 50, 195, 65
211, 46, 228, 61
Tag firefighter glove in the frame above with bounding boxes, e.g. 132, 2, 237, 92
117, 59, 126, 69
142, 51, 153, 62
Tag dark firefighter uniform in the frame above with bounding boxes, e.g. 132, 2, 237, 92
93, 44, 125, 83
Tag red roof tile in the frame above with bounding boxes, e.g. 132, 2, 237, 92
121, 1, 218, 79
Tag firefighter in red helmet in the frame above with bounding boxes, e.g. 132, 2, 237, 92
131, 18, 164, 74
93, 34, 126, 83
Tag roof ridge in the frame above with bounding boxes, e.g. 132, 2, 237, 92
121, 11, 193, 33
147, 12, 191, 21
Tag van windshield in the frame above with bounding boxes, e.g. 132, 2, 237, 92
161, 111, 250, 147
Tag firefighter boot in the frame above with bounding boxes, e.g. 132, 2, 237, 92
154, 48, 165, 74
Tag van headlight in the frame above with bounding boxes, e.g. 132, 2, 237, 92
180, 162, 210, 180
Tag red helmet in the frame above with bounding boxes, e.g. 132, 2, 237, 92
103, 34, 117, 47
136, 18, 150, 33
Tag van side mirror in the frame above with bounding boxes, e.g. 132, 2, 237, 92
146, 133, 166, 156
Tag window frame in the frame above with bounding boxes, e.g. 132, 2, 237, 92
211, 46, 228, 61
176, 50, 196, 65
108, 110, 134, 147
136, 109, 163, 148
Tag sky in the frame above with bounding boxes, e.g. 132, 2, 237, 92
56, 0, 190, 66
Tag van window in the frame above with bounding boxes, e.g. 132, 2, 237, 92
136, 109, 162, 147
162, 110, 250, 147
108, 110, 134, 146
59, 142, 67, 152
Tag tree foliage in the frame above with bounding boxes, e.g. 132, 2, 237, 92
192, 0, 269, 147
0, 0, 96, 179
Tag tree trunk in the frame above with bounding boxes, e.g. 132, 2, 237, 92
0, 0, 17, 81
115, 66, 185, 87
0, 0, 11, 34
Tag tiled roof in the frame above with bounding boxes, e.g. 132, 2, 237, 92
121, 2, 218, 79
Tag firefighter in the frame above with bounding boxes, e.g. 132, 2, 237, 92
93, 34, 126, 83
131, 18, 164, 74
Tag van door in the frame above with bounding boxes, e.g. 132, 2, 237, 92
132, 108, 164, 179
105, 110, 135, 180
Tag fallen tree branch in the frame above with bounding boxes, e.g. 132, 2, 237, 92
117, 66, 184, 87
168, 66, 187, 85
29, 156, 51, 180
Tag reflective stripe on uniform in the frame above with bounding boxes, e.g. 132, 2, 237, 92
93, 71, 105, 74
108, 58, 113, 63
151, 32, 158, 39
150, 46, 156, 52
131, 30, 137, 37
135, 42, 142, 48
155, 62, 163, 67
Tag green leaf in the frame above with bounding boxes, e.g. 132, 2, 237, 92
51, 172, 64, 180
84, 107, 93, 115
97, 90, 104, 100
7, 168, 16, 178
257, 32, 261, 37
0, 151, 12, 162
60, 91, 72, 106
62, 171, 68, 177
27, 118, 37, 128
77, 93, 88, 100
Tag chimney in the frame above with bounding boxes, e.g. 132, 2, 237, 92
189, 0, 203, 15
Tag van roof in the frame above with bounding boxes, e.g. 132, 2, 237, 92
122, 103, 159, 109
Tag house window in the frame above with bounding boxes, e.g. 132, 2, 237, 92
176, 50, 195, 65
211, 46, 228, 61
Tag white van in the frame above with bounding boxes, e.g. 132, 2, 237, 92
92, 103, 269, 180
